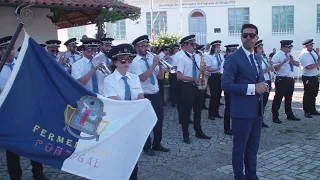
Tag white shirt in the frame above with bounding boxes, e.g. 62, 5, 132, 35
205, 54, 224, 74
172, 50, 184, 67
176, 51, 200, 82
129, 54, 160, 94
272, 51, 294, 77
68, 53, 82, 64
104, 69, 143, 100
71, 57, 106, 96
0, 63, 14, 92
299, 49, 319, 76
260, 55, 272, 81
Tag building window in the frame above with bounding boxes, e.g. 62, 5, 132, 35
67, 26, 86, 42
146, 11, 167, 38
228, 8, 250, 36
105, 20, 126, 40
272, 6, 294, 35
317, 4, 320, 33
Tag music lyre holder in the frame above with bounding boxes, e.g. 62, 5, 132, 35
0, 3, 33, 72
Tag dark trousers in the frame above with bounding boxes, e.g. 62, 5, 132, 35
169, 73, 178, 106
6, 151, 43, 180
208, 74, 222, 117
262, 80, 272, 111
129, 164, 138, 180
177, 80, 183, 124
144, 93, 164, 149
179, 82, 203, 137
232, 117, 262, 180
158, 79, 165, 105
302, 76, 319, 114
272, 77, 295, 118
224, 92, 231, 131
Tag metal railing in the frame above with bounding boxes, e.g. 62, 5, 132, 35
272, 28, 294, 36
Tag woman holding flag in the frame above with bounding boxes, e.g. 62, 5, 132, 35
104, 43, 143, 180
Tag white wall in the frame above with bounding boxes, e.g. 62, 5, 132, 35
0, 7, 58, 51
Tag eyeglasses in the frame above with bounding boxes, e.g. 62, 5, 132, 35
242, 33, 256, 39
85, 48, 96, 53
119, 58, 133, 64
50, 50, 59, 53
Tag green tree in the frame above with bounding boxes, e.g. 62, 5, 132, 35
150, 32, 183, 48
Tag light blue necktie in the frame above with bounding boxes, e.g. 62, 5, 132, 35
285, 54, 294, 72
215, 54, 221, 66
5, 63, 14, 71
309, 52, 319, 70
192, 54, 197, 86
143, 58, 155, 85
91, 63, 99, 93
121, 76, 131, 100
106, 56, 110, 65
261, 56, 272, 80
70, 55, 76, 63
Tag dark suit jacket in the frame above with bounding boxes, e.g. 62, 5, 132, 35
221, 47, 265, 119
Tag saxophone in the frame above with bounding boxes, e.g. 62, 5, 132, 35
197, 53, 211, 90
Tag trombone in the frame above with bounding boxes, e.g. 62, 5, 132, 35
147, 51, 177, 73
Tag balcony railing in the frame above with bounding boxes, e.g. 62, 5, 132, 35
272, 28, 294, 36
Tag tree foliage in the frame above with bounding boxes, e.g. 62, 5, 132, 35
150, 32, 183, 48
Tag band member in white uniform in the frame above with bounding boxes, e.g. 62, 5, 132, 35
271, 40, 300, 123
45, 40, 61, 59
176, 35, 210, 144
72, 38, 106, 95
168, 44, 180, 107
299, 39, 320, 118
254, 40, 273, 128
129, 35, 169, 156
104, 43, 142, 180
97, 37, 114, 67
158, 45, 171, 106
0, 36, 49, 180
206, 40, 224, 120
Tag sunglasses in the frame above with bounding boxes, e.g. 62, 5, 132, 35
50, 50, 59, 53
119, 58, 133, 64
85, 48, 96, 53
137, 45, 150, 49
242, 33, 256, 39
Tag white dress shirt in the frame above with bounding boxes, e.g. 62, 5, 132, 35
205, 53, 224, 74
299, 49, 320, 77
260, 56, 272, 81
129, 54, 160, 94
271, 51, 295, 77
172, 50, 184, 67
176, 51, 200, 82
0, 63, 14, 92
104, 69, 143, 100
71, 57, 106, 96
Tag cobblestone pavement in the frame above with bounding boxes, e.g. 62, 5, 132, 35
1, 83, 320, 180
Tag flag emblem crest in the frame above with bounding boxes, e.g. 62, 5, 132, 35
64, 95, 107, 141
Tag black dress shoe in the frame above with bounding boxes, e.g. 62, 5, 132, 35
287, 116, 300, 121
189, 120, 193, 124
202, 106, 209, 110
215, 114, 223, 118
224, 129, 233, 135
183, 136, 190, 144
262, 122, 269, 128
143, 148, 155, 156
305, 113, 312, 118
152, 145, 170, 152
33, 174, 49, 180
312, 111, 320, 115
196, 133, 211, 139
208, 116, 215, 120
273, 118, 282, 124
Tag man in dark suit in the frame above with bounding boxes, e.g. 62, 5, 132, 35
221, 24, 269, 180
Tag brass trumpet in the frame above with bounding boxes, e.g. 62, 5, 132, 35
147, 51, 177, 73
99, 63, 112, 75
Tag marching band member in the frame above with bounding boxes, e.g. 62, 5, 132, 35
63, 38, 81, 63
98, 37, 114, 67
45, 40, 61, 59
158, 45, 171, 106
129, 35, 169, 156
299, 39, 320, 118
168, 44, 180, 107
254, 40, 272, 128
221, 44, 239, 136
0, 36, 49, 180
104, 43, 142, 180
72, 38, 106, 95
206, 40, 224, 120
196, 45, 209, 110
176, 35, 210, 144
271, 40, 300, 123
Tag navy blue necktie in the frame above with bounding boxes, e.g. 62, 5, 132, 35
121, 76, 131, 100
215, 54, 221, 66
192, 54, 197, 86
285, 54, 294, 72
91, 63, 99, 93
143, 58, 156, 85
249, 54, 258, 77
309, 52, 319, 70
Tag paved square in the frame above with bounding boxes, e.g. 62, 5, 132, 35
0, 83, 319, 180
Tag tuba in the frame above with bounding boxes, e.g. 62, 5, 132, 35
197, 52, 211, 90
